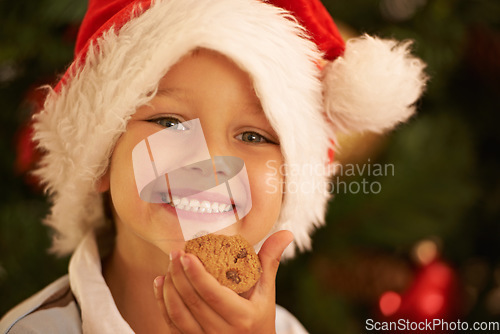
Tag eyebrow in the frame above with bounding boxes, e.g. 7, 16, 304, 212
156, 88, 189, 99
157, 88, 264, 113
244, 102, 264, 114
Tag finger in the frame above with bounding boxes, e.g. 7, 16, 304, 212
170, 250, 227, 330
153, 275, 182, 334
253, 230, 294, 297
179, 252, 251, 324
163, 270, 204, 333
153, 276, 169, 322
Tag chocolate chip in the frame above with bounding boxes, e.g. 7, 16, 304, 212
226, 269, 241, 284
234, 248, 248, 263
237, 248, 248, 258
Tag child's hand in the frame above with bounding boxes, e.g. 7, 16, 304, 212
153, 230, 293, 334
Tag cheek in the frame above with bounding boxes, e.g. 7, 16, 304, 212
252, 166, 282, 201
248, 159, 284, 218
108, 137, 145, 223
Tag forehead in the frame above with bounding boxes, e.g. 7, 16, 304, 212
159, 49, 254, 89
156, 48, 265, 112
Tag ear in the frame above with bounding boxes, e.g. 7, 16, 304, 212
96, 168, 110, 193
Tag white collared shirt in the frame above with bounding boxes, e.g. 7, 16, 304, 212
1, 232, 308, 333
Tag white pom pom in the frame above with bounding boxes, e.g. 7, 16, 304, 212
323, 34, 428, 134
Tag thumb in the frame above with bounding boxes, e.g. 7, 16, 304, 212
254, 230, 294, 295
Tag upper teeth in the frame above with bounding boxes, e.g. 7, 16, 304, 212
168, 195, 233, 214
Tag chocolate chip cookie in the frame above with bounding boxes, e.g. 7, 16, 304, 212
184, 234, 262, 294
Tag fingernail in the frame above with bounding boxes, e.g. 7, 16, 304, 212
154, 276, 164, 289
169, 249, 180, 261
180, 255, 190, 271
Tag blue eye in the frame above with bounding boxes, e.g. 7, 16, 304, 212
149, 116, 188, 130
237, 131, 271, 144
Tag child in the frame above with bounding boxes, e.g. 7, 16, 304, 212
0, 0, 427, 333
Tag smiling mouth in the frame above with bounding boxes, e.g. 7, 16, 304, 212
164, 195, 234, 214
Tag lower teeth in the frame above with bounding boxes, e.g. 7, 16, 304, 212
168, 202, 231, 213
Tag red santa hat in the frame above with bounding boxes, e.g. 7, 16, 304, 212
33, 0, 427, 257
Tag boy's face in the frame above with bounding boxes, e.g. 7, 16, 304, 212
101, 49, 284, 256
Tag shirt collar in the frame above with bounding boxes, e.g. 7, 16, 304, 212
69, 232, 134, 334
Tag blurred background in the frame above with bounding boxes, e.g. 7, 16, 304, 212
1, 0, 499, 333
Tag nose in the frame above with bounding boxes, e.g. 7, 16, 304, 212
200, 126, 243, 182
180, 156, 244, 182
181, 119, 244, 183
212, 156, 244, 183
183, 158, 213, 177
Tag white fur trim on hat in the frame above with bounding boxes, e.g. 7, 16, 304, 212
33, 0, 331, 258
